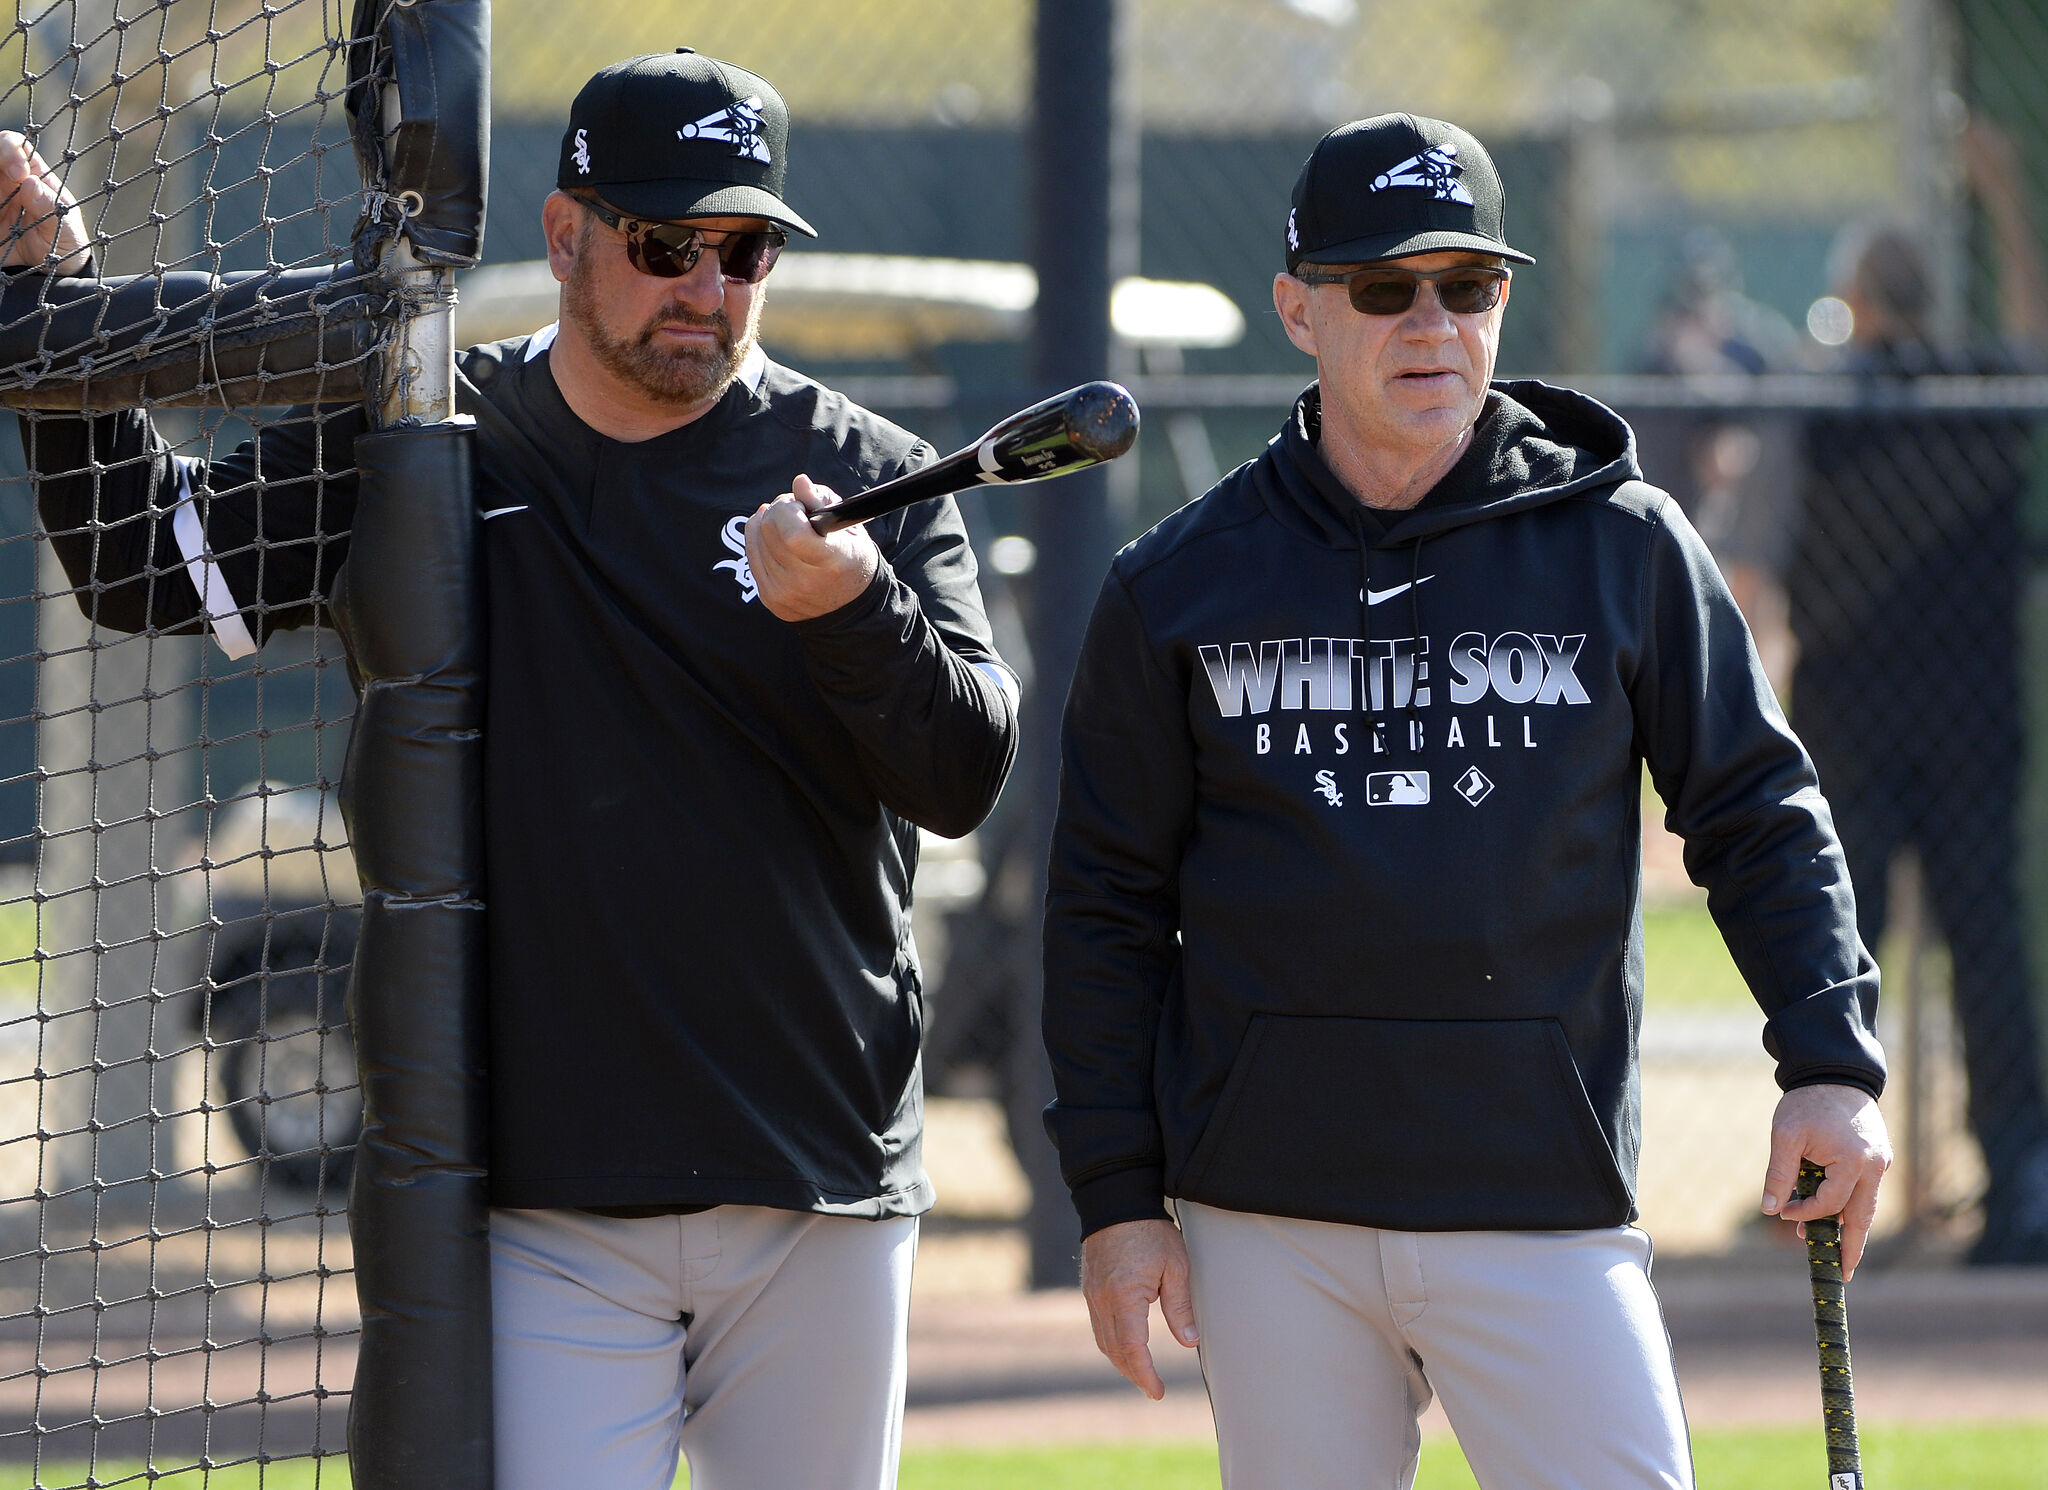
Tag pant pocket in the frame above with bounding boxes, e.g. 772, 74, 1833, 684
1174, 1013, 1632, 1231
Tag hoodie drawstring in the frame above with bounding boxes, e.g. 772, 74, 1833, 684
1357, 525, 1431, 753
1355, 521, 1377, 746
1405, 534, 1427, 750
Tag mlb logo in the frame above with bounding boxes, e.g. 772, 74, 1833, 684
1366, 771, 1429, 805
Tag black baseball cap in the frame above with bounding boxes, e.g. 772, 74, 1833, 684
557, 49, 817, 237
1285, 113, 1531, 271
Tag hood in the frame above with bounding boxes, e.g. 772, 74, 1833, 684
1257, 378, 1642, 551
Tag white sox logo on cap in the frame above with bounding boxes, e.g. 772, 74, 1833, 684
679, 98, 772, 164
1370, 144, 1474, 205
572, 128, 591, 175
1285, 114, 1531, 269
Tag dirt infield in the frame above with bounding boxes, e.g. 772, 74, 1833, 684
0, 1212, 2039, 1465
901, 1245, 2048, 1448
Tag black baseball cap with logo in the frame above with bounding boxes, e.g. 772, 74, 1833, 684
1284, 113, 1531, 271
557, 49, 817, 236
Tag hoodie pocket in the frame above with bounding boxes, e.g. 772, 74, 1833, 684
1175, 1014, 1632, 1231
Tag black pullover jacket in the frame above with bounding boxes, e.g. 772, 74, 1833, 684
1043, 380, 1884, 1238
31, 335, 1018, 1216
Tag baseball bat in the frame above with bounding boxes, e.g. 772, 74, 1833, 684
1794, 1161, 1864, 1490
809, 381, 1139, 535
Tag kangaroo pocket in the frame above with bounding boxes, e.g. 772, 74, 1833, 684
1174, 1014, 1633, 1231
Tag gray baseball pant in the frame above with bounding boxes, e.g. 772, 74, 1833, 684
489, 1204, 918, 1490
1177, 1201, 1695, 1490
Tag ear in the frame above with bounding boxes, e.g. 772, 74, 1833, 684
1273, 272, 1319, 358
542, 191, 582, 285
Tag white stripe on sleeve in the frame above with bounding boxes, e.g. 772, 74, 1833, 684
974, 660, 1021, 708
169, 461, 258, 660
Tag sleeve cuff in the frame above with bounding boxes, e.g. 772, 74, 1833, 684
1070, 1165, 1171, 1239
1763, 981, 1887, 1099
1782, 1071, 1884, 1101
789, 558, 898, 637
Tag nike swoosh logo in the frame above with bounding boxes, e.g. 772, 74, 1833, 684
1364, 575, 1434, 606
481, 505, 530, 520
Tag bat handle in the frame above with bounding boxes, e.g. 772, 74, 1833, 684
1795, 1161, 1864, 1489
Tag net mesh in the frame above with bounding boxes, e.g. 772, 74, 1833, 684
0, 2, 385, 1484
2, 0, 2048, 1480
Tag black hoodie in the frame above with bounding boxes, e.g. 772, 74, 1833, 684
1042, 380, 1885, 1239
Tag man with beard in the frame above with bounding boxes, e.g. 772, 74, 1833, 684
5, 50, 1017, 1490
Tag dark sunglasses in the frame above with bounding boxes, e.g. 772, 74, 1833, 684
1293, 262, 1509, 316
581, 198, 787, 283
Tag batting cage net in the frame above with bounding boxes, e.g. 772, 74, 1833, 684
0, 0, 488, 1483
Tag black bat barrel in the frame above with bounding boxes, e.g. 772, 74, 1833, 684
982, 380, 1140, 479
812, 381, 1138, 533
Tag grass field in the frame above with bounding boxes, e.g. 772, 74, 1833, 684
1642, 902, 1751, 1011
0, 893, 1763, 1017
0, 848, 1799, 1021
35, 1422, 2048, 1489
0, 892, 38, 1008
1642, 898, 1947, 1016
891, 1426, 2048, 1489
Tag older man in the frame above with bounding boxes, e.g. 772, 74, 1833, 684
8, 48, 1016, 1490
1042, 114, 1890, 1488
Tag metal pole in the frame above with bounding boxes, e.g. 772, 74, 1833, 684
378, 77, 457, 431
1897, 0, 1966, 343
1891, 848, 1933, 1232
1561, 78, 1616, 375
378, 252, 456, 428
1010, 0, 1125, 1290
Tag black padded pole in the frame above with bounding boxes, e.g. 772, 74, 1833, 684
335, 418, 492, 1490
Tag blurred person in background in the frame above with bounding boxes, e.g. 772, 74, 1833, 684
1635, 228, 1807, 691
1789, 120, 2048, 1266
1641, 227, 1805, 379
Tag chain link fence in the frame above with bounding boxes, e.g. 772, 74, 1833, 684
3, 0, 2047, 1481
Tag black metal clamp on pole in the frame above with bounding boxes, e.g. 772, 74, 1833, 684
334, 1, 492, 1486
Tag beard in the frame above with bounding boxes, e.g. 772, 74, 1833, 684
562, 257, 759, 408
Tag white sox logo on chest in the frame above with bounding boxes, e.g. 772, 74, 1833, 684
1197, 628, 1589, 762
714, 516, 758, 602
